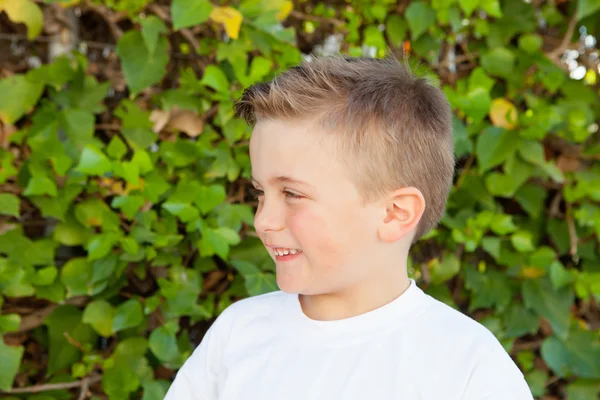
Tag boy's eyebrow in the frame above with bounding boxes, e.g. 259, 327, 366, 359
251, 175, 313, 188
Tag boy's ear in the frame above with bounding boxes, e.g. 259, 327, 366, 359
378, 187, 425, 243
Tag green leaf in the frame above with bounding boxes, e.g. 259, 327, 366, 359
59, 108, 95, 147
0, 339, 24, 391
198, 226, 240, 259
461, 87, 492, 122
115, 100, 157, 149
0, 0, 43, 39
577, 0, 600, 21
428, 254, 460, 284
149, 323, 179, 362
458, 0, 479, 17
0, 314, 20, 334
566, 379, 600, 400
171, 0, 213, 30
23, 175, 58, 197
503, 304, 539, 338
54, 215, 92, 246
476, 127, 518, 173
76, 145, 112, 176
201, 65, 230, 93
117, 31, 169, 96
82, 300, 115, 337
0, 74, 44, 124
32, 265, 57, 286
107, 136, 128, 160
481, 47, 515, 78
542, 325, 600, 378
45, 305, 97, 374
523, 277, 573, 339
61, 258, 92, 297
87, 232, 119, 261
195, 184, 226, 214
385, 15, 407, 46
515, 184, 547, 218
549, 261, 575, 290
0, 193, 20, 217
511, 230, 535, 252
142, 380, 169, 400
518, 33, 543, 53
463, 267, 512, 311
452, 116, 472, 158
231, 260, 278, 296
405, 1, 435, 40
140, 15, 167, 54
112, 299, 144, 332
485, 172, 519, 197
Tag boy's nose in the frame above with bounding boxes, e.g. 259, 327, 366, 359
254, 199, 284, 233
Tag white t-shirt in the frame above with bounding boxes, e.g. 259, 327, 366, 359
164, 280, 533, 400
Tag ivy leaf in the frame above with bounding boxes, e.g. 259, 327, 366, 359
385, 15, 407, 46
59, 108, 95, 147
195, 184, 226, 214
0, 314, 21, 334
577, 0, 600, 21
542, 325, 600, 378
140, 15, 167, 54
0, 0, 43, 39
481, 47, 515, 78
149, 323, 179, 362
0, 339, 24, 391
76, 146, 113, 176
405, 1, 435, 40
523, 277, 573, 340
117, 31, 168, 96
459, 0, 479, 17
201, 65, 230, 93
428, 254, 460, 284
476, 127, 518, 173
45, 305, 97, 374
112, 299, 144, 332
0, 193, 20, 217
0, 74, 44, 124
115, 100, 157, 149
171, 0, 213, 30
231, 260, 278, 296
82, 300, 115, 337
210, 7, 243, 39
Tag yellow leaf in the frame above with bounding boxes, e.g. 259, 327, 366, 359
489, 98, 518, 129
0, 0, 43, 39
210, 7, 243, 40
521, 266, 546, 279
277, 1, 293, 20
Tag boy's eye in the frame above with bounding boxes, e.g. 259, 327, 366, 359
249, 188, 264, 199
283, 190, 303, 199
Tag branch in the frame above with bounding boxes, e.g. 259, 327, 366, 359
84, 1, 123, 40
1, 374, 101, 395
14, 296, 87, 333
290, 10, 346, 28
545, 11, 579, 62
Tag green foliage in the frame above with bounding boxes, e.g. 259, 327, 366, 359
0, 0, 599, 398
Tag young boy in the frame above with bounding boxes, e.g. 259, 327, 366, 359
164, 55, 534, 399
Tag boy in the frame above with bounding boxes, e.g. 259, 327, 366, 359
164, 55, 534, 399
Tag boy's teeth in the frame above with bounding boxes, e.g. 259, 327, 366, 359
274, 248, 301, 256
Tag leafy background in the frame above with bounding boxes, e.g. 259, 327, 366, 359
0, 0, 599, 398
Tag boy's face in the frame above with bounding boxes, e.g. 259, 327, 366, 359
249, 118, 384, 295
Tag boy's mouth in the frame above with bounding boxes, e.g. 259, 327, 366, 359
271, 247, 303, 261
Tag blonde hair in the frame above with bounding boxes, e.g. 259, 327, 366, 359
235, 55, 455, 242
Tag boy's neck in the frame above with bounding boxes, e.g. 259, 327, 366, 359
298, 267, 411, 322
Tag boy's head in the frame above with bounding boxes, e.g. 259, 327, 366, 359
235, 55, 454, 295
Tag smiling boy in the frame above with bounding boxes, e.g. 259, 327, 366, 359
164, 55, 533, 399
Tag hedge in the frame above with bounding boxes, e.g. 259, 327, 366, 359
0, 0, 599, 398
